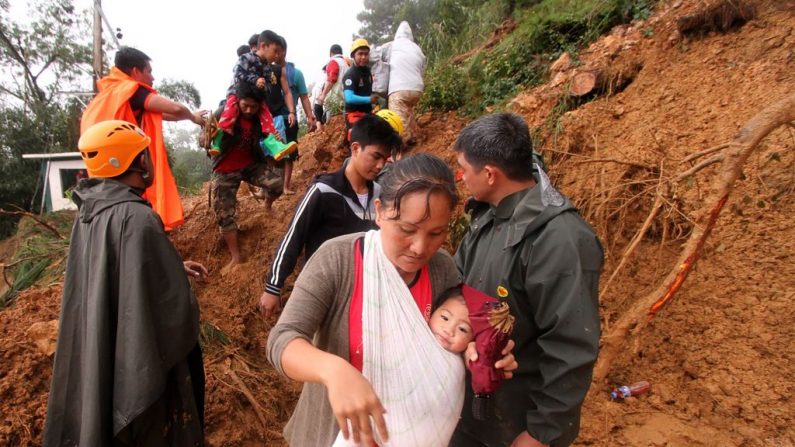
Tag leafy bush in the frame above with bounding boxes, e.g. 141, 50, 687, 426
420, 64, 468, 112
419, 0, 658, 115
0, 213, 73, 309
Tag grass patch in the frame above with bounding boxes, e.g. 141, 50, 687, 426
420, 0, 659, 116
1, 212, 73, 308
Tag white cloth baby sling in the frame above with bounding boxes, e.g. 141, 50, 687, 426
333, 230, 465, 446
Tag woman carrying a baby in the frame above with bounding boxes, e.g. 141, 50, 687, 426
267, 154, 517, 446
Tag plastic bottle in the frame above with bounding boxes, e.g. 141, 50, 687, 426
610, 381, 650, 400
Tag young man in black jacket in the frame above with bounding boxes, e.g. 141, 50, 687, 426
258, 114, 401, 317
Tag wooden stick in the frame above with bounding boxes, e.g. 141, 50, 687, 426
222, 362, 269, 431
0, 207, 64, 240
677, 152, 726, 180
573, 158, 657, 171
681, 142, 730, 163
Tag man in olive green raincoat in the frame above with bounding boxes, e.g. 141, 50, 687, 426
452, 113, 603, 447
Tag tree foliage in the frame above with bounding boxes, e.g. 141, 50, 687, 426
356, 0, 406, 44
355, 0, 658, 116
0, 0, 92, 109
0, 0, 90, 237
157, 79, 202, 110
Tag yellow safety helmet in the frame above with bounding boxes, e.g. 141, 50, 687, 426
376, 109, 404, 136
78, 120, 150, 178
350, 38, 370, 57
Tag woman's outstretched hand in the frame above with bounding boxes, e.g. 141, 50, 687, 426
465, 339, 518, 379
325, 360, 390, 445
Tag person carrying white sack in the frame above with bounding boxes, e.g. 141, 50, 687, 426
267, 154, 518, 446
387, 21, 426, 146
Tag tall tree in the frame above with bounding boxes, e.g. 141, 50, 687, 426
0, 0, 92, 110
356, 0, 407, 44
157, 79, 202, 110
0, 0, 91, 236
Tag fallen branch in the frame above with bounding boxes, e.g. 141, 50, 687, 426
221, 361, 269, 431
681, 142, 730, 163
677, 152, 725, 180
573, 158, 657, 171
593, 93, 795, 385
0, 207, 64, 240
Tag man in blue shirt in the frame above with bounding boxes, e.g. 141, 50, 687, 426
275, 36, 317, 194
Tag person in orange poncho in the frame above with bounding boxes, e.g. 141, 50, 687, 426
80, 47, 207, 231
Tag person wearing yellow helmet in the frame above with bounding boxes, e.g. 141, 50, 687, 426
376, 109, 405, 137
342, 38, 381, 149
44, 120, 207, 447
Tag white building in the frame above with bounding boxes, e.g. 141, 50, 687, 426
22, 153, 86, 212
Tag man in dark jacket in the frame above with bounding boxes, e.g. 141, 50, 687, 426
258, 114, 401, 317
44, 120, 206, 446
451, 113, 603, 447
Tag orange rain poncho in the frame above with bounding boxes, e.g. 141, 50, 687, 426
80, 67, 184, 231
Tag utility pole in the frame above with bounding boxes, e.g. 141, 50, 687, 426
92, 0, 103, 93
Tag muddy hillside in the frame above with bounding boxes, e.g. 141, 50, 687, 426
1, 0, 793, 445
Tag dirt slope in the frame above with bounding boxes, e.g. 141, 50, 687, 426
1, 0, 793, 445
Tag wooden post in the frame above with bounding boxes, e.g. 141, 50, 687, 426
92, 0, 103, 93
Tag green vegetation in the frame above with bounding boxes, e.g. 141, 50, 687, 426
357, 0, 657, 116
0, 213, 73, 308
200, 320, 231, 348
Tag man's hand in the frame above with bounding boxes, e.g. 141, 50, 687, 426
511, 431, 548, 447
465, 339, 518, 379
192, 110, 208, 126
258, 291, 281, 318
256, 77, 266, 89
307, 117, 318, 132
370, 94, 380, 104
183, 261, 208, 280
288, 112, 296, 127
316, 94, 325, 105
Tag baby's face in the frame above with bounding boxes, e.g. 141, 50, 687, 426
430, 297, 473, 353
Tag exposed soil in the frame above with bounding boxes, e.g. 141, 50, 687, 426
1, 0, 793, 445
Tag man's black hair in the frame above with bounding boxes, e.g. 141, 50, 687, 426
258, 30, 281, 47
279, 35, 287, 51
248, 33, 259, 48
453, 113, 535, 181
330, 44, 343, 55
236, 44, 250, 57
350, 114, 401, 155
235, 81, 265, 103
114, 47, 151, 75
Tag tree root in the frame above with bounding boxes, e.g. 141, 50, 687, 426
600, 163, 666, 302
593, 93, 795, 385
220, 359, 269, 431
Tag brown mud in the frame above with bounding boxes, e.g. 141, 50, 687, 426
1, 1, 793, 445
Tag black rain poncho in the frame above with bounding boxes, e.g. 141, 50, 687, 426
43, 178, 204, 446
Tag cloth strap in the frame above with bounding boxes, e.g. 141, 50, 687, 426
333, 230, 464, 446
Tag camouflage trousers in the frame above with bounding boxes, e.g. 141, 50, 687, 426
212, 162, 283, 233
